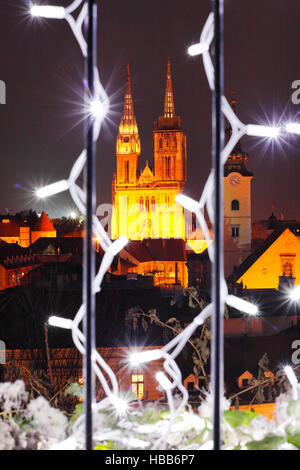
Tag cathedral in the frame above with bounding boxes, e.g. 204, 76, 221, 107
111, 60, 186, 240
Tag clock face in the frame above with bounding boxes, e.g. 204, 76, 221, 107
230, 174, 241, 186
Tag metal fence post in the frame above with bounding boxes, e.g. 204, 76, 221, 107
211, 0, 224, 451
83, 0, 97, 451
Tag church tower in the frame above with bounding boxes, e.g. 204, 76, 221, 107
116, 63, 141, 185
223, 96, 253, 275
153, 59, 186, 185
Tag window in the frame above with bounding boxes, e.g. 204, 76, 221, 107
231, 199, 239, 211
145, 197, 149, 212
151, 197, 155, 212
140, 197, 144, 212
242, 378, 249, 387
283, 261, 293, 277
131, 374, 144, 400
187, 382, 194, 391
125, 160, 129, 182
159, 139, 162, 149
231, 226, 240, 238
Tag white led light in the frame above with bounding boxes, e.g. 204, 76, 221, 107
175, 194, 199, 212
30, 5, 66, 19
246, 124, 279, 138
130, 349, 162, 365
156, 371, 173, 390
284, 365, 298, 387
290, 284, 300, 301
109, 236, 128, 256
110, 395, 128, 416
36, 180, 69, 198
286, 122, 300, 135
226, 295, 258, 316
48, 316, 73, 329
89, 100, 106, 119
188, 43, 209, 56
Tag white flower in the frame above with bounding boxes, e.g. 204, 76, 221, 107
198, 388, 231, 419
0, 380, 28, 412
0, 421, 14, 450
27, 396, 67, 441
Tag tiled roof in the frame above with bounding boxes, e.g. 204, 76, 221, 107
32, 212, 55, 232
124, 239, 186, 262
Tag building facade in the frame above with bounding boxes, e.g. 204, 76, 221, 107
111, 61, 186, 240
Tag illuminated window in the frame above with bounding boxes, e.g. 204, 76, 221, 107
140, 197, 144, 212
145, 197, 149, 212
151, 197, 155, 212
231, 199, 239, 211
131, 374, 144, 400
283, 261, 293, 277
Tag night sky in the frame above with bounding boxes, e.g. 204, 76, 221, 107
0, 0, 300, 221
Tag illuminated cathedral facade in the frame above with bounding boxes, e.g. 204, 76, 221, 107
111, 61, 186, 240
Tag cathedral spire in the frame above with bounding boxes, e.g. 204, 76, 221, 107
123, 61, 135, 122
164, 58, 175, 118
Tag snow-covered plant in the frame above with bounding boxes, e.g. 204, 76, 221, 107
1, 380, 300, 450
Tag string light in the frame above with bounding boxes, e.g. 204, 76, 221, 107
290, 284, 300, 301
188, 43, 209, 56
130, 349, 163, 365
284, 365, 298, 399
30, 5, 66, 19
226, 295, 259, 316
286, 122, 300, 135
246, 124, 280, 138
48, 316, 73, 329
28, 5, 300, 451
36, 180, 69, 199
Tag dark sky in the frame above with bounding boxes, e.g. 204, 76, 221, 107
0, 0, 300, 220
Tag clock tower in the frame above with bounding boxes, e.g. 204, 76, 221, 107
224, 96, 253, 275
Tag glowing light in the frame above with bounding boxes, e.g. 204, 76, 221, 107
156, 371, 173, 390
48, 316, 73, 329
286, 122, 300, 135
188, 43, 209, 56
246, 124, 279, 138
36, 180, 69, 198
130, 349, 162, 365
290, 284, 300, 301
226, 295, 259, 316
175, 194, 199, 213
30, 5, 66, 19
89, 99, 106, 119
284, 365, 298, 387
69, 212, 77, 219
110, 395, 128, 416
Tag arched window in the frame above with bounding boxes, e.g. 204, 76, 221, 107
151, 197, 155, 212
145, 197, 149, 212
140, 197, 144, 212
231, 199, 239, 211
125, 160, 129, 182
159, 139, 162, 149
